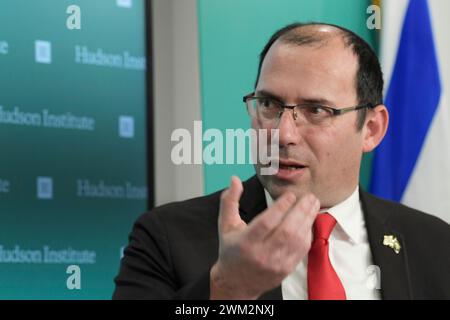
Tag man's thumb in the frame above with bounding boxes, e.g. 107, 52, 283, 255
219, 176, 244, 233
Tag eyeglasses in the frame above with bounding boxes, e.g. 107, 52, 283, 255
243, 92, 374, 128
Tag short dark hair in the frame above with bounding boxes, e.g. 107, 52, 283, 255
255, 22, 383, 130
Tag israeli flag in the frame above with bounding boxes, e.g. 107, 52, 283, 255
370, 0, 450, 223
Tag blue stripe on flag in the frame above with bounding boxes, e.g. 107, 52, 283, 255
370, 0, 441, 201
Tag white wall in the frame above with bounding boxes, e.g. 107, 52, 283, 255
151, 0, 204, 206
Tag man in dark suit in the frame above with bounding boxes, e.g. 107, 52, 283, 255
113, 22, 450, 300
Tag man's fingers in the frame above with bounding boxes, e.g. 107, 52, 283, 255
300, 196, 321, 234
287, 194, 320, 234
245, 192, 297, 242
218, 176, 244, 233
267, 193, 320, 245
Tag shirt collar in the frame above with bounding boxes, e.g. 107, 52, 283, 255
264, 186, 364, 244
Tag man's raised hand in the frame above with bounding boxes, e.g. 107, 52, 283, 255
210, 176, 320, 299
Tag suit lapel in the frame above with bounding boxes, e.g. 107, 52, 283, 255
360, 189, 413, 299
238, 175, 268, 224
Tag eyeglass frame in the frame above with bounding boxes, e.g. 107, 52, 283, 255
243, 92, 375, 123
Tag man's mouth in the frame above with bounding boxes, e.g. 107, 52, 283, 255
264, 158, 309, 180
279, 164, 306, 170
278, 159, 307, 170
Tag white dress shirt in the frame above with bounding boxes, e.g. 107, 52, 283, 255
264, 186, 381, 300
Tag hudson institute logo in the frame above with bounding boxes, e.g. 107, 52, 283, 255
0, 41, 8, 55
0, 178, 10, 194
119, 116, 134, 138
117, 0, 133, 8
37, 177, 53, 200
35, 40, 52, 64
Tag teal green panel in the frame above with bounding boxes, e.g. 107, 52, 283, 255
198, 0, 376, 194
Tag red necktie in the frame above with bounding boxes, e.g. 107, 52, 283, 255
307, 213, 346, 300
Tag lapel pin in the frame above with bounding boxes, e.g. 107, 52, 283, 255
383, 235, 401, 254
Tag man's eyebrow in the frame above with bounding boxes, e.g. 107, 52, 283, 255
255, 89, 334, 106
301, 98, 335, 106
254, 90, 284, 102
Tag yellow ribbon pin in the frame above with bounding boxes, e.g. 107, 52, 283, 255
383, 235, 401, 254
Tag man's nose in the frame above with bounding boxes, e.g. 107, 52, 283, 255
277, 109, 301, 146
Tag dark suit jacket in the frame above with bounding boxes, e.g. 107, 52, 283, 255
113, 175, 450, 300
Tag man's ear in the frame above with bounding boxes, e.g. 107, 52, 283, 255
362, 104, 389, 153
